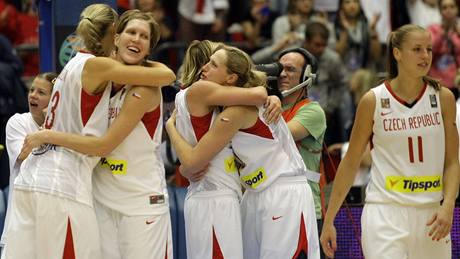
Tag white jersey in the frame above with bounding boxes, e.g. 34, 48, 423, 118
1, 113, 40, 245
174, 89, 241, 197
231, 106, 307, 192
367, 82, 445, 205
93, 86, 169, 216
14, 52, 111, 207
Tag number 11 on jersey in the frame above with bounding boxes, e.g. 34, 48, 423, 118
408, 136, 423, 163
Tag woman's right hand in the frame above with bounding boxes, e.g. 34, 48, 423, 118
320, 222, 338, 258
19, 130, 49, 161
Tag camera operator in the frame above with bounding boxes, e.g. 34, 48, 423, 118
277, 47, 327, 258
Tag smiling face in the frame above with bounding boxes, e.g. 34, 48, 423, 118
200, 49, 236, 85
114, 18, 151, 65
393, 30, 432, 78
28, 77, 53, 117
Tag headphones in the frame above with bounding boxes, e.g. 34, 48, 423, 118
278, 47, 318, 97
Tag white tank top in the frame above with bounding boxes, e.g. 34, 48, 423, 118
174, 88, 242, 197
231, 106, 307, 192
366, 82, 445, 205
93, 86, 168, 216
15, 52, 111, 207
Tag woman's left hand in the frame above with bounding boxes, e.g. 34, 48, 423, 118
263, 95, 282, 124
426, 204, 454, 241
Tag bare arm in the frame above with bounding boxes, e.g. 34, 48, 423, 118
188, 80, 268, 108
82, 57, 176, 94
287, 120, 310, 141
22, 86, 160, 156
166, 106, 256, 175
426, 87, 460, 241
321, 91, 375, 258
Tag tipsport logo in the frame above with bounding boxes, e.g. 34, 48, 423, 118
241, 167, 267, 189
385, 175, 442, 193
99, 158, 127, 175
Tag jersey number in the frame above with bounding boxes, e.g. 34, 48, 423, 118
44, 91, 60, 129
408, 136, 423, 163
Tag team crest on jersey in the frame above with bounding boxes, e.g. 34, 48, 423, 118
31, 143, 56, 155
380, 98, 390, 108
429, 94, 438, 108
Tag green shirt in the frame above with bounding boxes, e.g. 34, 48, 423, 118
283, 101, 326, 219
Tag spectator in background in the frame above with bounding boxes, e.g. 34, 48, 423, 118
0, 34, 28, 189
178, 0, 228, 42
303, 21, 351, 145
241, 0, 278, 48
252, 0, 330, 63
407, 0, 442, 28
333, 0, 381, 73
136, 0, 174, 43
0, 0, 19, 45
428, 0, 460, 96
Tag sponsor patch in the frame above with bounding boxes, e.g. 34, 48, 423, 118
149, 194, 165, 205
385, 175, 442, 193
99, 157, 127, 175
241, 167, 267, 189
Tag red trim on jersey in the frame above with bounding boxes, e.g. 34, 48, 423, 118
62, 217, 76, 259
240, 118, 274, 139
164, 241, 168, 259
191, 112, 213, 141
384, 81, 427, 107
292, 213, 308, 258
80, 88, 104, 126
79, 50, 93, 54
212, 227, 224, 259
142, 105, 161, 139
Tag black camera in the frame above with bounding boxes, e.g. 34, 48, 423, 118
255, 62, 283, 100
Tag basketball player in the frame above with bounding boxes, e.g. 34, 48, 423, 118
174, 40, 275, 259
5, 4, 175, 259
167, 45, 320, 259
321, 24, 460, 259
1, 72, 56, 257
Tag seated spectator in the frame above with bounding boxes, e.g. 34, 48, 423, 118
407, 0, 441, 28
428, 0, 460, 96
240, 0, 278, 48
333, 0, 381, 73
178, 0, 229, 42
303, 21, 352, 145
0, 0, 19, 45
251, 0, 332, 63
136, 0, 174, 43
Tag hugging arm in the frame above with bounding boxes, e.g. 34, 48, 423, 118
22, 86, 159, 157
166, 106, 252, 176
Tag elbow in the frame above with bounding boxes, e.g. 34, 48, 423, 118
256, 91, 268, 106
180, 157, 202, 174
95, 144, 114, 157
161, 70, 176, 86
